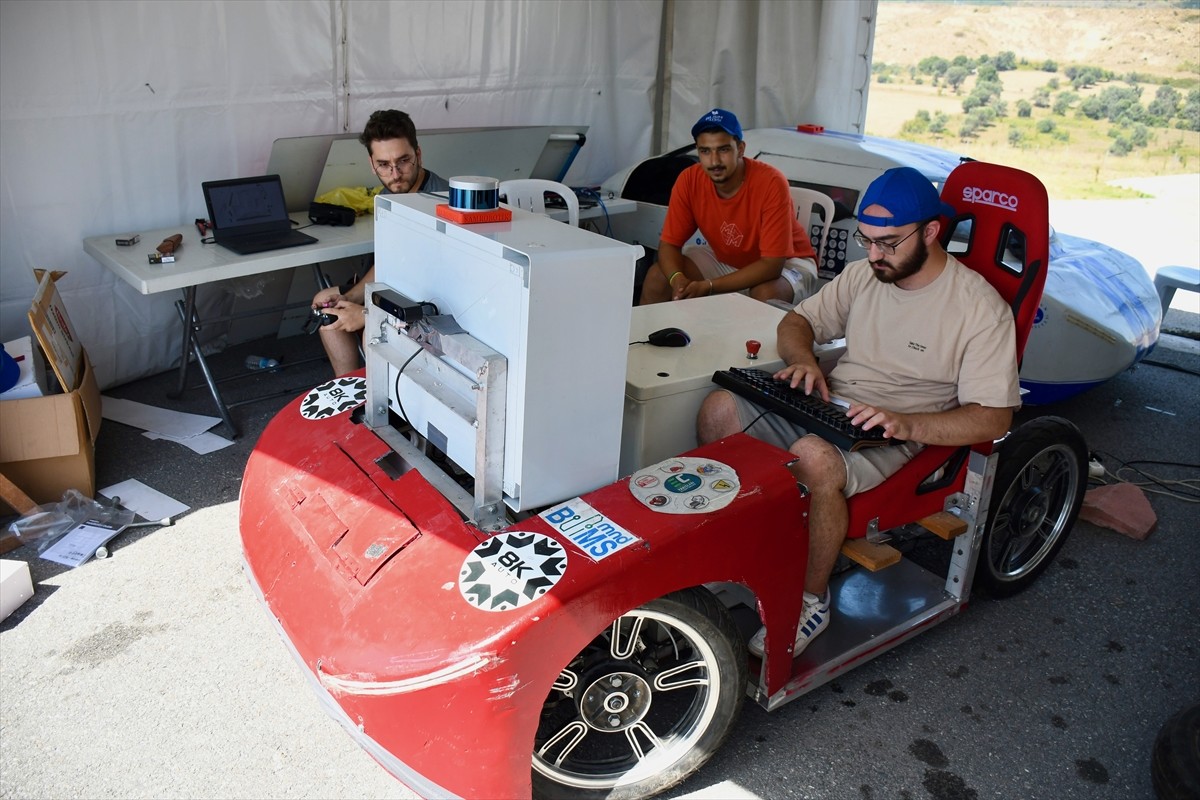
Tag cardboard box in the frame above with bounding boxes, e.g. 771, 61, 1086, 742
0, 272, 102, 504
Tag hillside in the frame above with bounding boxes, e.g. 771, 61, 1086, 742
865, 1, 1200, 198
872, 1, 1199, 79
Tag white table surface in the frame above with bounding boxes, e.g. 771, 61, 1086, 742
83, 197, 634, 295
83, 216, 375, 296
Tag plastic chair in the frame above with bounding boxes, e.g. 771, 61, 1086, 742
789, 187, 835, 274
1153, 265, 1199, 315
498, 179, 579, 227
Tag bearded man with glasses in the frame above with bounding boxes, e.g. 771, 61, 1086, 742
310, 110, 449, 375
696, 167, 1020, 659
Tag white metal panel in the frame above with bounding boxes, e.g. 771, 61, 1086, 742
373, 194, 641, 509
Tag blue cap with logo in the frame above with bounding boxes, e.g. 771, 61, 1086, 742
691, 108, 743, 141
857, 167, 955, 227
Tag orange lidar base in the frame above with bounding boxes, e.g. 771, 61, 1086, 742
435, 204, 512, 224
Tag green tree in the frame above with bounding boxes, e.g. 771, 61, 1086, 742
1178, 89, 1200, 131
946, 66, 969, 93
1008, 127, 1024, 147
1017, 99, 1032, 118
1109, 136, 1132, 156
1130, 124, 1150, 148
1080, 96, 1105, 119
1147, 85, 1181, 126
1032, 87, 1051, 108
917, 56, 950, 78
1097, 85, 1144, 121
900, 109, 932, 136
1070, 66, 1106, 90
976, 63, 999, 84
994, 51, 1017, 71
1052, 92, 1078, 116
1037, 118, 1056, 134
1041, 59, 1058, 72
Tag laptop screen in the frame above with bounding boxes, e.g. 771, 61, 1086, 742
203, 175, 291, 235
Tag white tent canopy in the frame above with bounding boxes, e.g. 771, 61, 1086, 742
0, 0, 876, 389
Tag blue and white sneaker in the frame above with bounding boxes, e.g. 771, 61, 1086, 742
748, 590, 831, 657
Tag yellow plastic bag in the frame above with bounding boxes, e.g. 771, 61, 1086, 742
313, 185, 382, 215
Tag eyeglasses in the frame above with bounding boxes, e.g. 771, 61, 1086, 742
374, 156, 417, 174
853, 225, 923, 256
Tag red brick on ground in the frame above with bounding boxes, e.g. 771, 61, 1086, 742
1079, 482, 1158, 541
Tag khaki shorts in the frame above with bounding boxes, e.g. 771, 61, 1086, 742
728, 392, 922, 497
683, 244, 818, 305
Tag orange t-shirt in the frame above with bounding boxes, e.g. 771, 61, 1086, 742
660, 157, 816, 268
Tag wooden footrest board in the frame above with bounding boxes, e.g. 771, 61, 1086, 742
841, 539, 901, 571
918, 511, 969, 540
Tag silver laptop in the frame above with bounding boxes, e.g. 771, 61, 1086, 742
202, 174, 318, 255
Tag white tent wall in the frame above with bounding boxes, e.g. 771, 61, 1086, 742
0, 0, 875, 391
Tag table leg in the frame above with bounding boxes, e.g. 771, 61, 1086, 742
171, 289, 240, 439
168, 286, 197, 399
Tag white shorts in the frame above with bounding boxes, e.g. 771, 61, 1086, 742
727, 391, 923, 497
683, 244, 818, 305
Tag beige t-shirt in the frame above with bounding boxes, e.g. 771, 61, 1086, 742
794, 254, 1020, 415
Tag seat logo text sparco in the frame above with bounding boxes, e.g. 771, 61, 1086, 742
962, 186, 1019, 211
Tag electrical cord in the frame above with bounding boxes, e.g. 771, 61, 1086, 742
1089, 450, 1200, 503
391, 338, 423, 427
742, 408, 770, 434
573, 187, 612, 237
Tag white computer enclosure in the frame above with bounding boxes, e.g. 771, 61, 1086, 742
371, 193, 641, 512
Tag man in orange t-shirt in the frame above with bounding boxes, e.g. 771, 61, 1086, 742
638, 108, 817, 305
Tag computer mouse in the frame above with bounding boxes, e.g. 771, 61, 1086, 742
648, 327, 691, 347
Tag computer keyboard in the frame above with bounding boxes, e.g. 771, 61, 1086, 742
712, 367, 902, 452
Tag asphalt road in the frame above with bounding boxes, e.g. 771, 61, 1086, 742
2, 182, 1198, 800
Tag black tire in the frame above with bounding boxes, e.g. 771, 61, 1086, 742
531, 588, 747, 800
1152, 702, 1200, 800
975, 416, 1087, 598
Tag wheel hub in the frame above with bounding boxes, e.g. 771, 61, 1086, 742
1014, 485, 1050, 536
579, 671, 651, 732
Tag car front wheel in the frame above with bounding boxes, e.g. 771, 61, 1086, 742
532, 588, 746, 800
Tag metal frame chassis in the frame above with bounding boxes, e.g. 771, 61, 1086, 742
363, 283, 508, 532
753, 447, 999, 711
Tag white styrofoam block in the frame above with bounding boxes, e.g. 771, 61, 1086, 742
0, 559, 35, 621
1, 336, 48, 400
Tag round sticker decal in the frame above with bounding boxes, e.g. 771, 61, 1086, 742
459, 531, 567, 612
628, 457, 741, 514
299, 376, 367, 420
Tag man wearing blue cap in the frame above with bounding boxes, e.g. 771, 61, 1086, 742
638, 108, 817, 305
697, 166, 1020, 658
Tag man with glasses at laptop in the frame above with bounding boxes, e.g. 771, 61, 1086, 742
311, 109, 449, 376
696, 167, 1020, 660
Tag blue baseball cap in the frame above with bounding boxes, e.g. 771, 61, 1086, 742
858, 167, 955, 227
691, 108, 743, 141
